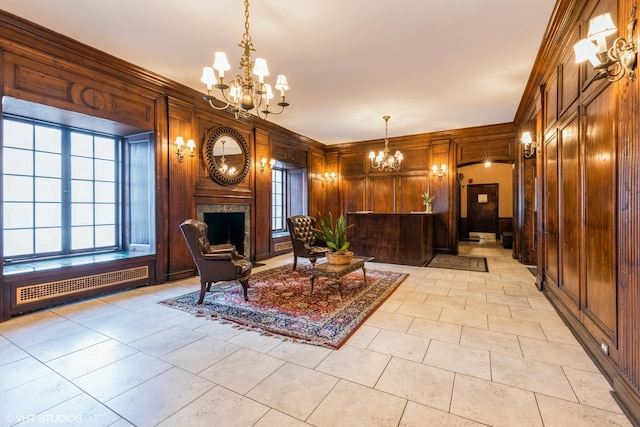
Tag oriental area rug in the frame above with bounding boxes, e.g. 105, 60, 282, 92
159, 264, 407, 349
427, 254, 488, 272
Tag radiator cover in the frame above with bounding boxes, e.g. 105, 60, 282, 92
15, 266, 149, 305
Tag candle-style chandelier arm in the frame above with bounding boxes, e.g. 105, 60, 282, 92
200, 0, 290, 120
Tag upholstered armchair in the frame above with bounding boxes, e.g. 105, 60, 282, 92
286, 215, 330, 270
179, 219, 252, 303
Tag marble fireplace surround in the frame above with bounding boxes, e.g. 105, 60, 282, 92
196, 204, 251, 259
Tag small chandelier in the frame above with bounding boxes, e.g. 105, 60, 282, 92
369, 116, 403, 172
217, 139, 237, 176
200, 0, 290, 120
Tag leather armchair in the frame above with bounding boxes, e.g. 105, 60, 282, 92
286, 215, 330, 270
179, 219, 252, 303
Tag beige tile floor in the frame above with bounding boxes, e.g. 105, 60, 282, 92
0, 241, 634, 426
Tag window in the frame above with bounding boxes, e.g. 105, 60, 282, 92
3, 117, 120, 261
271, 166, 307, 236
271, 168, 286, 232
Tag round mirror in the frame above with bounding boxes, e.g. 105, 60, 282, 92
202, 126, 251, 185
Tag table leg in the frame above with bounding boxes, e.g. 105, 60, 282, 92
310, 274, 315, 294
362, 265, 367, 284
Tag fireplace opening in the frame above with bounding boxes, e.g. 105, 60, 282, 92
203, 212, 245, 255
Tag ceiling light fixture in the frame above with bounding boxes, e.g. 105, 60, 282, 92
573, 7, 637, 82
200, 0, 290, 120
369, 116, 403, 172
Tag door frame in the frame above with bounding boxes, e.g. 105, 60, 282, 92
466, 183, 499, 238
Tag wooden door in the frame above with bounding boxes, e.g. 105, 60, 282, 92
467, 184, 498, 236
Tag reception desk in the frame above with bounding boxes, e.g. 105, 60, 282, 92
346, 212, 434, 266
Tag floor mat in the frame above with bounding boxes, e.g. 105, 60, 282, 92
426, 254, 488, 272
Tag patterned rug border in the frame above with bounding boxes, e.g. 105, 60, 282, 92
426, 254, 488, 272
159, 264, 408, 349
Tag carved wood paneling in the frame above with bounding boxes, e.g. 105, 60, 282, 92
254, 128, 271, 260
544, 133, 559, 287
545, 72, 559, 130
168, 100, 197, 279
394, 147, 428, 171
341, 152, 366, 176
559, 114, 581, 312
272, 138, 307, 167
309, 150, 327, 218
583, 84, 617, 347
324, 151, 340, 216
398, 175, 431, 213
560, 33, 580, 114
342, 178, 366, 213
457, 139, 514, 165
369, 177, 396, 212
3, 52, 154, 130
618, 0, 640, 406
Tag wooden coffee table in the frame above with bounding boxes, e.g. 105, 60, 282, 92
309, 256, 374, 295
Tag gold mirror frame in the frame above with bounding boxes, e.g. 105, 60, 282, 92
202, 126, 251, 186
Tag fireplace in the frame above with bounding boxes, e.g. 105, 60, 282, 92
197, 204, 250, 258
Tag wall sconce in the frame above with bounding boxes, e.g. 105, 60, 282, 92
175, 136, 195, 162
521, 131, 538, 158
573, 7, 637, 82
432, 164, 447, 179
324, 171, 337, 184
259, 157, 275, 173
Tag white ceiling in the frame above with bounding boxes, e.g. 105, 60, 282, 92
0, 0, 557, 144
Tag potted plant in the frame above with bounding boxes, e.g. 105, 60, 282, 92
314, 212, 354, 265
422, 192, 434, 213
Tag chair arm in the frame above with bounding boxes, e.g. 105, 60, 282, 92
203, 253, 233, 260
206, 246, 247, 261
313, 237, 328, 247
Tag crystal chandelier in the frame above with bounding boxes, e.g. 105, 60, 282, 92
369, 116, 403, 171
199, 0, 290, 120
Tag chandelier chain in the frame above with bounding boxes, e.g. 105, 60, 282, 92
239, 0, 254, 85
200, 0, 290, 120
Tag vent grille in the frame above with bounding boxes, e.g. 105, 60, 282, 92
16, 266, 149, 305
274, 241, 293, 251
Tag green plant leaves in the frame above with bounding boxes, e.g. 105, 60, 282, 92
314, 211, 353, 253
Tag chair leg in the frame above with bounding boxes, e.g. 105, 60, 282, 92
198, 281, 207, 304
292, 255, 298, 270
239, 278, 249, 301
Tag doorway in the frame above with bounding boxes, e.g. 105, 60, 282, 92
467, 184, 499, 238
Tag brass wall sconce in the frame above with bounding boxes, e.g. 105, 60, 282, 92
521, 131, 538, 158
324, 171, 337, 184
573, 7, 637, 82
175, 136, 195, 162
432, 164, 447, 179
259, 157, 275, 173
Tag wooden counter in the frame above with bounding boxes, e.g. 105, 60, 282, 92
346, 212, 434, 266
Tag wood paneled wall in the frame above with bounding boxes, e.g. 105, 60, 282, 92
328, 123, 515, 254
514, 0, 640, 419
